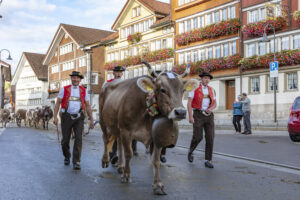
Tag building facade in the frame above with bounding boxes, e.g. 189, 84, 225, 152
240, 0, 300, 123
103, 0, 174, 80
43, 23, 114, 120
11, 52, 48, 111
0, 60, 11, 109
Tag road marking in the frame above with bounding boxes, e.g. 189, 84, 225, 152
176, 145, 300, 176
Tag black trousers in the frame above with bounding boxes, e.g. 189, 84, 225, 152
109, 140, 137, 159
61, 112, 84, 164
189, 110, 215, 161
233, 115, 243, 132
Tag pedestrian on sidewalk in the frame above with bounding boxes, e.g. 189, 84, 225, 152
187, 71, 217, 168
232, 95, 243, 134
53, 71, 95, 170
240, 93, 252, 135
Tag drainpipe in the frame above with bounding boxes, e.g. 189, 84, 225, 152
86, 51, 92, 107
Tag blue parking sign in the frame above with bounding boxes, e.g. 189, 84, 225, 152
270, 61, 278, 78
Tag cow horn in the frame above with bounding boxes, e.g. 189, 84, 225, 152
179, 63, 191, 78
142, 61, 158, 78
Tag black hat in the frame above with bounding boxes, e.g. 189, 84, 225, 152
69, 71, 84, 79
113, 66, 125, 72
199, 71, 213, 79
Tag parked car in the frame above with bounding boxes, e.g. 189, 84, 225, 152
288, 96, 300, 142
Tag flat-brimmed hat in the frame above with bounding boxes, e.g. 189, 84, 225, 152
69, 71, 84, 79
113, 66, 125, 72
199, 71, 213, 79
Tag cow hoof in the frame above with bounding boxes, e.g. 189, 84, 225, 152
117, 167, 124, 174
121, 174, 131, 183
101, 160, 109, 168
153, 183, 167, 195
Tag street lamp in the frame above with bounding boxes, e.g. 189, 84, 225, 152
0, 0, 3, 18
0, 49, 13, 61
261, 23, 277, 123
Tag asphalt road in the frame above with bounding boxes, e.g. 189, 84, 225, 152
0, 126, 299, 200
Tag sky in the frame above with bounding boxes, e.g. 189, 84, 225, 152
0, 0, 169, 73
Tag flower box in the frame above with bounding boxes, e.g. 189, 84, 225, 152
104, 48, 174, 70
173, 54, 242, 75
239, 49, 300, 70
242, 16, 287, 38
175, 18, 241, 46
293, 11, 300, 25
127, 32, 142, 44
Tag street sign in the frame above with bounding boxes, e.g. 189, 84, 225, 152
270, 61, 278, 78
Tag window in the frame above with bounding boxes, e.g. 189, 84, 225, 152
199, 16, 204, 28
193, 50, 198, 62
294, 34, 300, 49
214, 11, 220, 23
121, 50, 125, 60
138, 67, 143, 76
132, 8, 136, 17
167, 62, 173, 71
79, 57, 86, 67
208, 47, 213, 59
186, 20, 191, 31
230, 6, 236, 18
139, 22, 144, 33
215, 46, 221, 58
156, 40, 161, 50
134, 69, 138, 77
179, 22, 184, 34
250, 77, 260, 93
60, 43, 73, 55
269, 39, 277, 53
260, 8, 266, 21
137, 6, 141, 16
179, 53, 184, 64
144, 20, 149, 31
134, 24, 139, 33
51, 65, 59, 73
62, 61, 74, 71
162, 39, 167, 49
287, 73, 298, 90
149, 19, 154, 27
281, 36, 289, 50
130, 25, 134, 34
185, 52, 191, 63
167, 38, 173, 48
249, 10, 258, 23
223, 43, 229, 57
259, 42, 266, 55
193, 17, 198, 29
268, 76, 278, 91
222, 8, 228, 21
231, 42, 236, 55
248, 43, 255, 57
200, 49, 205, 60
206, 14, 212, 25
151, 41, 156, 51
178, 0, 184, 6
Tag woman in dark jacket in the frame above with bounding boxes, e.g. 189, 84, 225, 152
233, 95, 243, 134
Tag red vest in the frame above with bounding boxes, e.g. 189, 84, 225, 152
191, 84, 215, 110
61, 85, 86, 111
107, 79, 114, 82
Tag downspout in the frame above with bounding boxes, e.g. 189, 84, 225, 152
86, 51, 92, 109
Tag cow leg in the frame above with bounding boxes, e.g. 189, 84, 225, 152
120, 132, 132, 183
117, 137, 124, 174
24, 119, 26, 127
101, 128, 110, 168
152, 144, 166, 195
43, 120, 45, 129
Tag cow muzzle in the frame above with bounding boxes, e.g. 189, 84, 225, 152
168, 107, 186, 120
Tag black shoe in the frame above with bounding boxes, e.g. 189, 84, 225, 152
205, 161, 214, 168
188, 152, 194, 163
73, 162, 81, 170
64, 158, 70, 166
110, 155, 118, 165
241, 131, 248, 135
160, 155, 167, 163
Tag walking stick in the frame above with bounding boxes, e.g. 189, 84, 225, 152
84, 120, 98, 136
56, 124, 60, 142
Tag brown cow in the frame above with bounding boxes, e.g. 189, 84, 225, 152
99, 62, 198, 194
0, 108, 11, 128
33, 107, 42, 129
16, 109, 27, 127
41, 106, 53, 130
26, 109, 35, 127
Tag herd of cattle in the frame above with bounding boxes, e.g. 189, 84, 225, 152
0, 106, 53, 129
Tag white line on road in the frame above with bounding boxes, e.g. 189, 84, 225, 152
176, 145, 300, 176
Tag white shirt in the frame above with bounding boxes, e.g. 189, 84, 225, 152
188, 85, 216, 110
58, 85, 89, 114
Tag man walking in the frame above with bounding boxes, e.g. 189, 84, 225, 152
240, 93, 252, 135
53, 71, 94, 170
187, 71, 216, 168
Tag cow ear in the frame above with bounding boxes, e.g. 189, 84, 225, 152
137, 77, 155, 93
183, 79, 199, 92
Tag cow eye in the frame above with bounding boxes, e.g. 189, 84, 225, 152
160, 88, 166, 94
